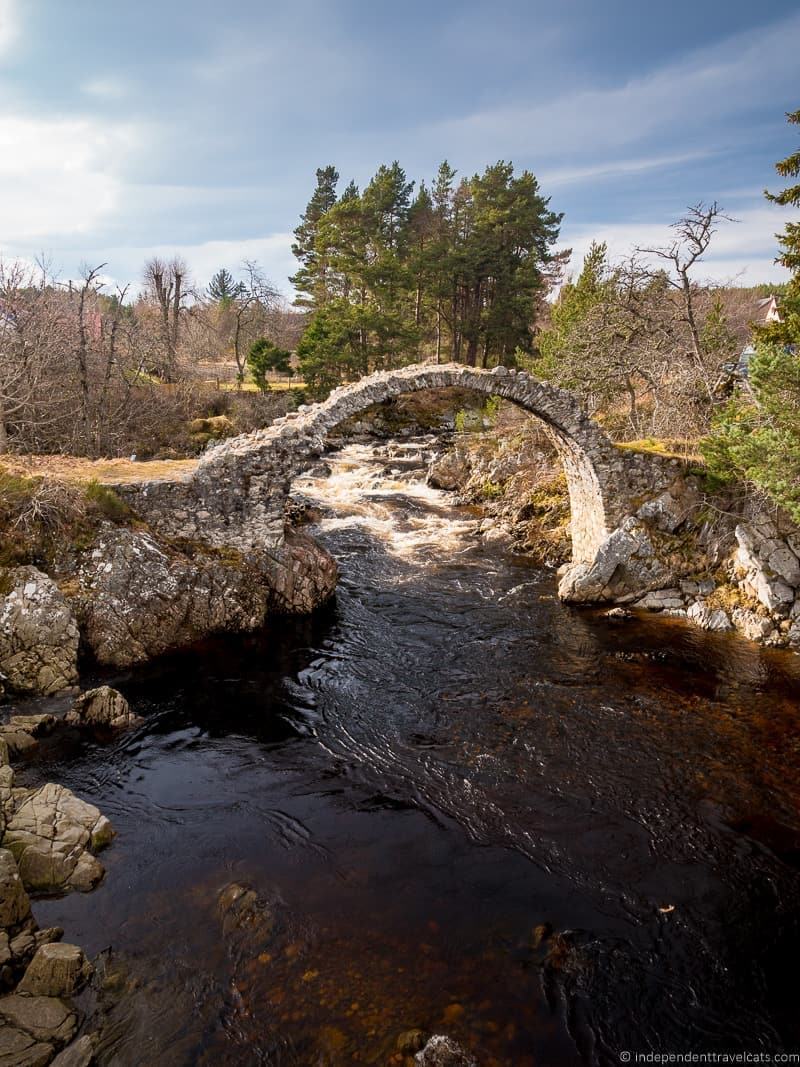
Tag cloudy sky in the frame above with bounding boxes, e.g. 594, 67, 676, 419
0, 0, 797, 295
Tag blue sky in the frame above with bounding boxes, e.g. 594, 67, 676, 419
0, 0, 797, 295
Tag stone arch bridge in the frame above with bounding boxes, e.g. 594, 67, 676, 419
117, 363, 693, 602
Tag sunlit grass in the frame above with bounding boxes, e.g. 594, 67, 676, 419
616, 438, 704, 463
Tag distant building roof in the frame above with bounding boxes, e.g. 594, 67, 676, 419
756, 295, 781, 323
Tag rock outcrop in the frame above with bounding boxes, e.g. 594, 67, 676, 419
72, 525, 337, 669
0, 994, 76, 1050
17, 944, 91, 999
4, 783, 114, 894
74, 527, 270, 668
66, 686, 136, 730
0, 569, 78, 698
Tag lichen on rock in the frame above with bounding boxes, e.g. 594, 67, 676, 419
0, 568, 79, 698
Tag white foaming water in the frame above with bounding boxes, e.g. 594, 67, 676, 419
292, 441, 479, 563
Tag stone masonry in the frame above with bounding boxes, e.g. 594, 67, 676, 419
115, 363, 680, 578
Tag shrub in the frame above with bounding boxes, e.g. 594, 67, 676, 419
701, 343, 800, 521
84, 481, 130, 522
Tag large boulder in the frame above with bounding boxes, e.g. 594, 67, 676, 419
3, 784, 113, 894
74, 527, 271, 667
66, 686, 136, 729
17, 944, 92, 998
0, 994, 76, 1049
265, 531, 338, 615
558, 517, 672, 604
0, 568, 79, 697
427, 451, 471, 492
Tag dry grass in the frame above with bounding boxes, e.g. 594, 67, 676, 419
213, 380, 307, 393
616, 438, 704, 464
1, 454, 198, 485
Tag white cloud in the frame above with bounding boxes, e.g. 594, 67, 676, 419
0, 114, 145, 241
540, 150, 713, 189
0, 0, 17, 57
78, 233, 296, 297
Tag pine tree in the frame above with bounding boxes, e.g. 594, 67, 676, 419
207, 268, 243, 305
291, 166, 340, 307
758, 108, 800, 345
535, 242, 611, 379
247, 337, 293, 391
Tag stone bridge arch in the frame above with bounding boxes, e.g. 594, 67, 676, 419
116, 363, 685, 603
188, 363, 656, 564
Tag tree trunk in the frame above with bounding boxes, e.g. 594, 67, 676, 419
0, 398, 8, 454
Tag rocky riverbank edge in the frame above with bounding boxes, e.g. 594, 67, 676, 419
0, 687, 134, 1065
427, 417, 800, 654
0, 523, 338, 704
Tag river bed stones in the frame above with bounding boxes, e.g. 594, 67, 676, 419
0, 994, 76, 1049
3, 783, 114, 894
66, 686, 136, 730
0, 1020, 55, 1067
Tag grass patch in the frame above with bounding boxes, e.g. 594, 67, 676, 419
85, 480, 131, 522
616, 438, 704, 463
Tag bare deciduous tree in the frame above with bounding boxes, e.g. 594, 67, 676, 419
143, 256, 187, 381
637, 202, 736, 400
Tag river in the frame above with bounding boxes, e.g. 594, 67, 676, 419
19, 438, 800, 1065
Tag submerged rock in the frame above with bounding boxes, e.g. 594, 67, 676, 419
66, 686, 137, 730
0, 568, 79, 698
49, 1034, 97, 1067
217, 882, 277, 948
415, 1034, 477, 1066
4, 783, 113, 894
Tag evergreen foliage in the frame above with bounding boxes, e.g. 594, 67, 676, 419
533, 241, 612, 383
702, 344, 800, 521
757, 107, 800, 346
207, 268, 244, 305
291, 159, 562, 396
246, 338, 293, 391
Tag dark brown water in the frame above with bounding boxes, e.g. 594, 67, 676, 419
18, 441, 800, 1065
